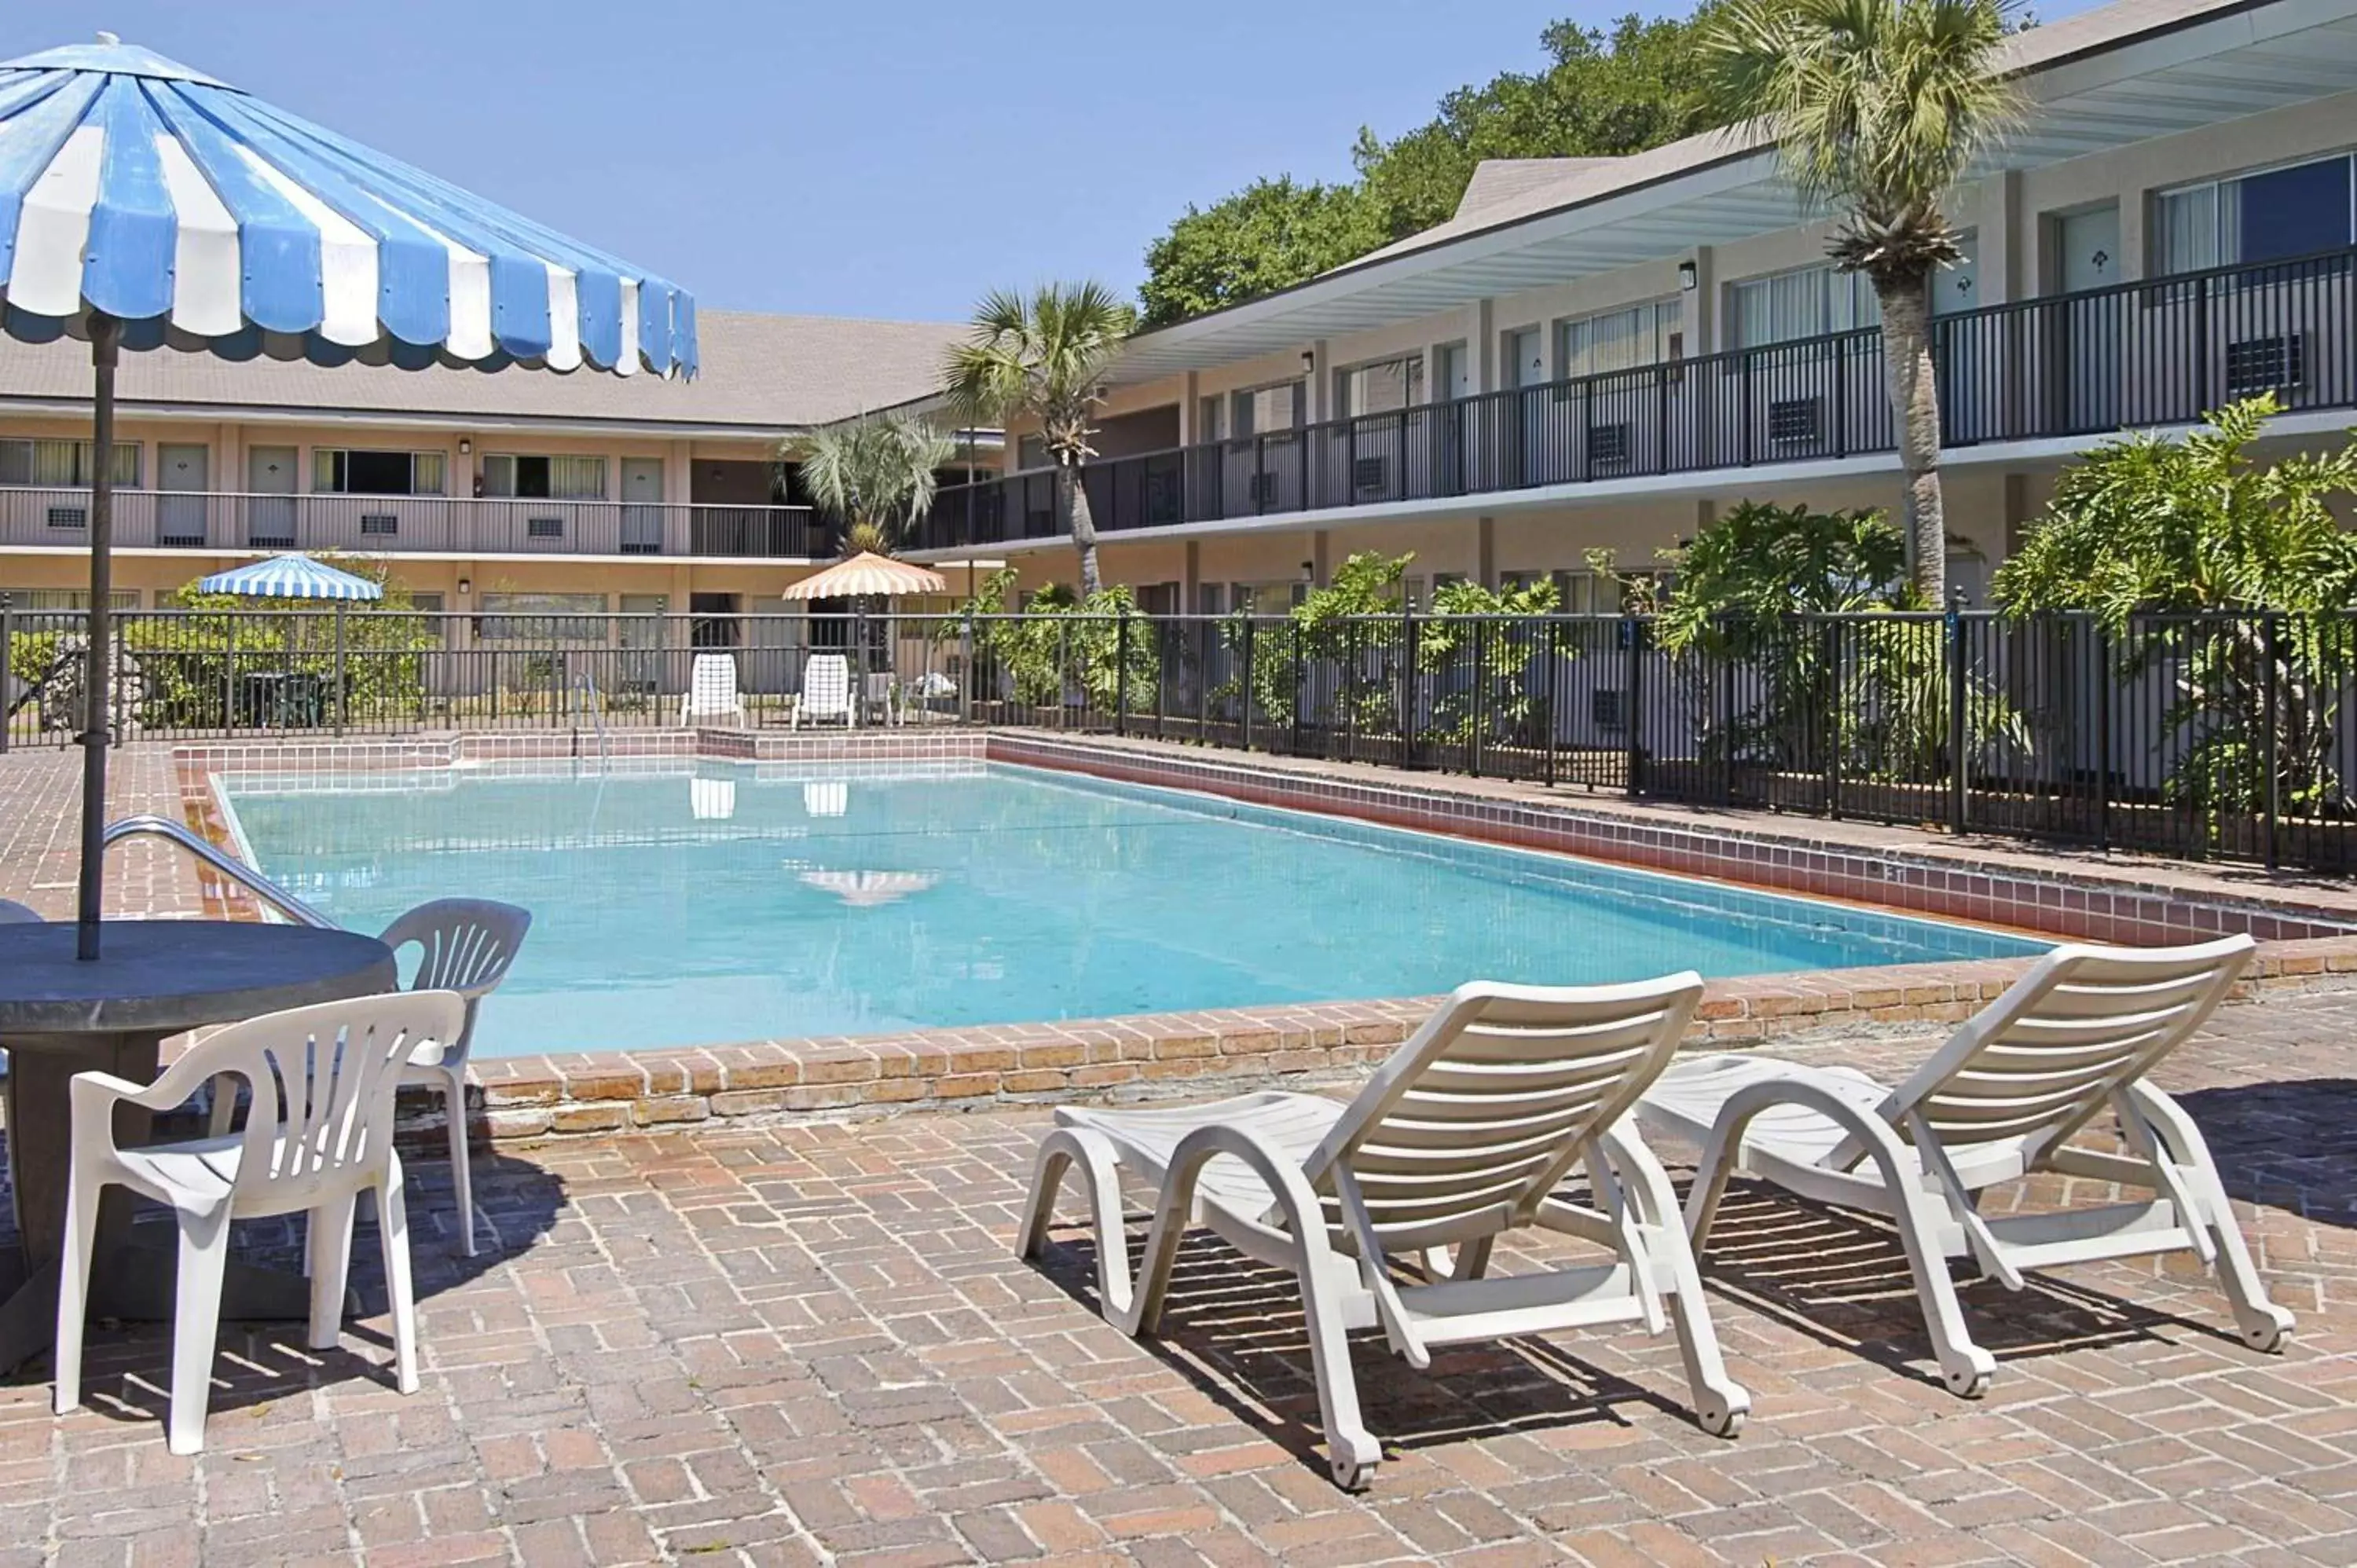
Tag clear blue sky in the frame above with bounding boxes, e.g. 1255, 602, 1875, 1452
10, 0, 2110, 324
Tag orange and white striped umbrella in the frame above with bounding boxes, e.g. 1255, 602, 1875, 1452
780, 551, 948, 600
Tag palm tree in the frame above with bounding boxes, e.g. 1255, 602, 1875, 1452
782, 412, 955, 557
1703, 0, 2018, 600
941, 281, 1137, 596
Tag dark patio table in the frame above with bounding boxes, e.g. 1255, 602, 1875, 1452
0, 919, 395, 1371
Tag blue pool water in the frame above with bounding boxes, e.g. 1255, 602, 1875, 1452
218, 761, 2045, 1056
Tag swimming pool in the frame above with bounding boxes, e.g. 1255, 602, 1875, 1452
218, 760, 2047, 1056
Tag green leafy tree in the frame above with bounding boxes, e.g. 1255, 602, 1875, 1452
782, 412, 955, 558
1139, 179, 1380, 329
941, 283, 1137, 596
1702, 0, 2018, 601
1600, 499, 2020, 785
1138, 10, 1734, 323
950, 566, 1157, 716
1994, 396, 2357, 822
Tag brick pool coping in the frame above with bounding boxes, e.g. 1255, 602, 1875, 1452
165, 727, 2357, 1143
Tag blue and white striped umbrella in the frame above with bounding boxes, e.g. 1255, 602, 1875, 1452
196, 553, 384, 602
2, 33, 702, 958
0, 35, 696, 375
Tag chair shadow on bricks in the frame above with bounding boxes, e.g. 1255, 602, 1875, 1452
1028, 1213, 1707, 1480
0, 1127, 568, 1440
2172, 1078, 2357, 1230
1683, 1177, 2265, 1385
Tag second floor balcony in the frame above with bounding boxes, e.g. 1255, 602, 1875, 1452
0, 489, 827, 560
913, 244, 2357, 551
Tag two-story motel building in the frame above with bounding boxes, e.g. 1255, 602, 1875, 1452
910, 0, 2357, 616
5, 0, 2357, 632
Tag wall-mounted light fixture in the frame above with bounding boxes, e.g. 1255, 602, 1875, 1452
457, 437, 471, 456
1299, 349, 1315, 374
456, 577, 471, 597
1678, 260, 1699, 291
1299, 559, 1315, 582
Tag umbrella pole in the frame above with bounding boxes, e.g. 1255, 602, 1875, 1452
75, 315, 123, 962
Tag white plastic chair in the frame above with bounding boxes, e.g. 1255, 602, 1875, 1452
55, 990, 463, 1454
378, 899, 531, 1258
0, 898, 41, 922
1018, 973, 1745, 1489
680, 652, 747, 728
793, 653, 853, 729
1636, 935, 2290, 1398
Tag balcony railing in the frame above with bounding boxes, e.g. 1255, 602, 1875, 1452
0, 488, 827, 559
914, 243, 2357, 551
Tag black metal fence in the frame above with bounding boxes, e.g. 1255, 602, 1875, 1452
8, 604, 2355, 871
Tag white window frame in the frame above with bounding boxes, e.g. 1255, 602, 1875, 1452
1728, 263, 1883, 350
2153, 150, 2357, 277
1334, 354, 1425, 419
313, 449, 445, 496
1555, 298, 1685, 383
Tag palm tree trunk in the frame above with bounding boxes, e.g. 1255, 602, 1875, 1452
1059, 460, 1101, 598
1877, 277, 1947, 602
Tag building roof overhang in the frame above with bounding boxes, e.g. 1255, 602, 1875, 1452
1109, 0, 2357, 383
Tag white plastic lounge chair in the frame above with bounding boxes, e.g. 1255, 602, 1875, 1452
793, 653, 853, 730
56, 990, 461, 1454
1017, 974, 1747, 1489
379, 899, 531, 1258
1635, 935, 2289, 1398
680, 652, 747, 728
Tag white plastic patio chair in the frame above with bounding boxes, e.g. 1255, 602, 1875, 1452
680, 652, 747, 728
1635, 934, 2290, 1399
1017, 973, 1746, 1489
378, 899, 531, 1258
792, 653, 853, 730
55, 990, 462, 1455
0, 898, 41, 922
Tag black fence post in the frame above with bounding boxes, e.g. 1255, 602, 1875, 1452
1401, 605, 1419, 769
1470, 618, 1486, 779
1947, 588, 1969, 834
1115, 608, 1130, 738
2095, 617, 2112, 854
1289, 618, 1304, 757
1344, 617, 1360, 764
0, 595, 12, 754
332, 603, 348, 738
1823, 617, 1843, 818
1241, 618, 1255, 752
1625, 616, 1645, 796
1715, 614, 1733, 807
1542, 618, 1560, 788
2264, 612, 2281, 870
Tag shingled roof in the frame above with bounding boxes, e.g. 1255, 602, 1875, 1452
0, 310, 964, 433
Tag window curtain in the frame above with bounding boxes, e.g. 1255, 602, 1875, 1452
549, 456, 605, 499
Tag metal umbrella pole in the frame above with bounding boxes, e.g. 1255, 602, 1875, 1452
74, 315, 122, 962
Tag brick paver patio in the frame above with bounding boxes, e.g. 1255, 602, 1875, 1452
0, 994, 2348, 1566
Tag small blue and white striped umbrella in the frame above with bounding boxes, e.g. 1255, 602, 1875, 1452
196, 553, 384, 602
0, 35, 696, 375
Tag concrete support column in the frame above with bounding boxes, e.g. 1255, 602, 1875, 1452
2121, 189, 2149, 282
1306, 339, 1331, 423
1472, 300, 1497, 394
1980, 170, 2023, 306
1182, 539, 1200, 611
665, 440, 694, 555
1687, 246, 1717, 354
1178, 372, 1200, 445
1310, 529, 1329, 587
1476, 516, 1497, 588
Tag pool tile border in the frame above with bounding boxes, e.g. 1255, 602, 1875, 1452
167, 729, 2357, 1144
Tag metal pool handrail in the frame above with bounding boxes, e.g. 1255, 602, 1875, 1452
102, 815, 337, 930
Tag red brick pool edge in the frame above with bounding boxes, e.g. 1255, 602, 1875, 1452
134, 728, 2357, 1142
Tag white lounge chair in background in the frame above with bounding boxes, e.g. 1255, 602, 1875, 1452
1637, 934, 2289, 1398
56, 991, 461, 1454
794, 654, 853, 730
1017, 974, 1746, 1489
680, 653, 747, 728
